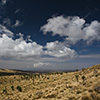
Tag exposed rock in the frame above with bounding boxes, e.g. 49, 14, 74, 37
35, 91, 43, 96
94, 86, 100, 93
35, 91, 43, 98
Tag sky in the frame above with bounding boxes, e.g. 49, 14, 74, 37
0, 0, 100, 71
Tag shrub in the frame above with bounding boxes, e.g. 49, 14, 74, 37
21, 76, 23, 80
56, 72, 59, 74
47, 77, 49, 79
60, 72, 63, 75
76, 69, 79, 71
3, 89, 7, 94
81, 76, 85, 82
75, 75, 79, 81
37, 74, 40, 78
17, 86, 22, 92
95, 74, 98, 77
11, 85, 14, 91
25, 76, 29, 79
17, 79, 20, 82
34, 74, 37, 77
14, 77, 16, 79
82, 68, 85, 71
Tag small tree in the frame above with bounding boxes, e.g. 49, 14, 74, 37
81, 75, 85, 82
75, 75, 79, 81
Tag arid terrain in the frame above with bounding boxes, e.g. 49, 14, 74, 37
0, 65, 100, 100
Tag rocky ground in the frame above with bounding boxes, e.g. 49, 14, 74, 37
0, 64, 100, 100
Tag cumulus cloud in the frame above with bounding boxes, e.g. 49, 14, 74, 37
0, 34, 43, 59
0, 24, 77, 60
33, 62, 50, 68
45, 41, 77, 58
0, 34, 77, 60
41, 16, 100, 45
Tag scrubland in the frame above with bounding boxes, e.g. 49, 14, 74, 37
0, 65, 100, 100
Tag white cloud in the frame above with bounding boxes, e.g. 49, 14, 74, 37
0, 24, 13, 37
12, 20, 23, 28
33, 62, 50, 68
45, 41, 77, 58
0, 34, 43, 59
0, 24, 77, 61
41, 16, 100, 45
83, 21, 100, 44
0, 34, 77, 60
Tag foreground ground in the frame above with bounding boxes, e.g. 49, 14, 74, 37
0, 65, 100, 100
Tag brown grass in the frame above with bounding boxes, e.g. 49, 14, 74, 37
0, 64, 100, 100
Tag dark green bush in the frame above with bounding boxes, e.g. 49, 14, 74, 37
95, 74, 98, 77
3, 89, 7, 94
11, 85, 14, 91
47, 77, 49, 79
75, 75, 79, 81
82, 76, 85, 81
60, 72, 63, 75
17, 86, 22, 92
76, 69, 79, 71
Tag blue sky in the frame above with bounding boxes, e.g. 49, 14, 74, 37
0, 0, 100, 71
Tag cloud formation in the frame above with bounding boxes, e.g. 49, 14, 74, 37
0, 34, 43, 59
33, 62, 50, 68
41, 16, 100, 45
0, 24, 77, 60
45, 41, 77, 58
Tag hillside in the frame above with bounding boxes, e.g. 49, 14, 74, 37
0, 64, 100, 100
